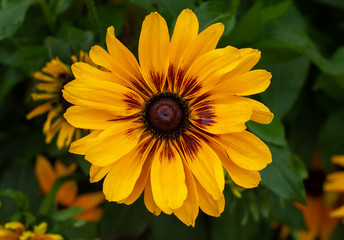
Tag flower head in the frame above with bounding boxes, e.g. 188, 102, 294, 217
63, 9, 273, 226
324, 155, 344, 219
0, 222, 63, 240
35, 155, 104, 222
27, 52, 92, 149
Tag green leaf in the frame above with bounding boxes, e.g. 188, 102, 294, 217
52, 207, 84, 221
225, 2, 263, 46
0, 189, 30, 211
44, 36, 73, 64
150, 213, 208, 240
128, 0, 193, 23
318, 109, 344, 171
261, 146, 307, 204
261, 57, 310, 119
58, 24, 94, 53
0, 68, 24, 106
96, 3, 126, 38
0, 0, 35, 41
99, 200, 153, 240
193, 0, 237, 34
2, 45, 48, 72
210, 190, 261, 240
247, 117, 287, 147
262, 1, 291, 23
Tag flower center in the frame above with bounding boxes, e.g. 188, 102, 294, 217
143, 92, 189, 139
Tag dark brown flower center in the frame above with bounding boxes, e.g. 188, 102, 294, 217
143, 92, 189, 139
304, 170, 325, 197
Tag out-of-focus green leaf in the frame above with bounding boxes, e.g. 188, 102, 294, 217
50, 0, 72, 16
247, 117, 287, 147
150, 213, 208, 240
314, 0, 344, 9
211, 190, 261, 240
0, 190, 30, 211
99, 200, 153, 240
261, 146, 307, 204
226, 2, 263, 46
58, 25, 94, 53
52, 207, 84, 221
261, 57, 310, 118
194, 0, 237, 34
44, 37, 73, 64
0, 68, 24, 106
2, 46, 48, 72
61, 222, 97, 240
318, 109, 344, 171
267, 192, 306, 230
97, 3, 126, 38
0, 0, 35, 41
262, 1, 291, 23
128, 0, 193, 23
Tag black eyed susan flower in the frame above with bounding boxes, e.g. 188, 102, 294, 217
324, 155, 344, 219
0, 222, 63, 240
63, 9, 273, 226
35, 155, 105, 222
27, 52, 92, 149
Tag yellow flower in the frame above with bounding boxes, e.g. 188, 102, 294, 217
62, 9, 273, 226
324, 155, 344, 219
295, 153, 338, 240
35, 155, 104, 222
0, 222, 62, 240
26, 52, 92, 149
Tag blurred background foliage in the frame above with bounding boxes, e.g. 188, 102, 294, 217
0, 0, 344, 239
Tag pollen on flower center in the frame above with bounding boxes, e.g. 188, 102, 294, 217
143, 92, 189, 139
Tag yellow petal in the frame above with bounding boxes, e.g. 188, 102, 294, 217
5, 222, 25, 232
243, 98, 274, 124
26, 102, 55, 120
332, 155, 344, 167
191, 99, 252, 134
123, 138, 156, 205
228, 48, 261, 78
36, 82, 62, 92
195, 179, 225, 217
181, 46, 241, 98
89, 164, 113, 183
144, 177, 161, 216
63, 79, 142, 116
84, 123, 142, 167
174, 159, 199, 227
331, 205, 344, 218
56, 121, 75, 149
139, 12, 170, 92
35, 155, 57, 194
181, 134, 224, 200
211, 142, 261, 188
151, 141, 187, 213
72, 62, 122, 84
214, 70, 272, 96
177, 22, 224, 77
324, 172, 344, 192
32, 72, 58, 83
103, 139, 152, 202
218, 131, 272, 171
64, 106, 118, 129
72, 192, 104, 210
31, 93, 58, 101
57, 177, 78, 207
43, 106, 62, 134
169, 9, 199, 84
106, 26, 143, 84
70, 130, 102, 155
45, 117, 63, 144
